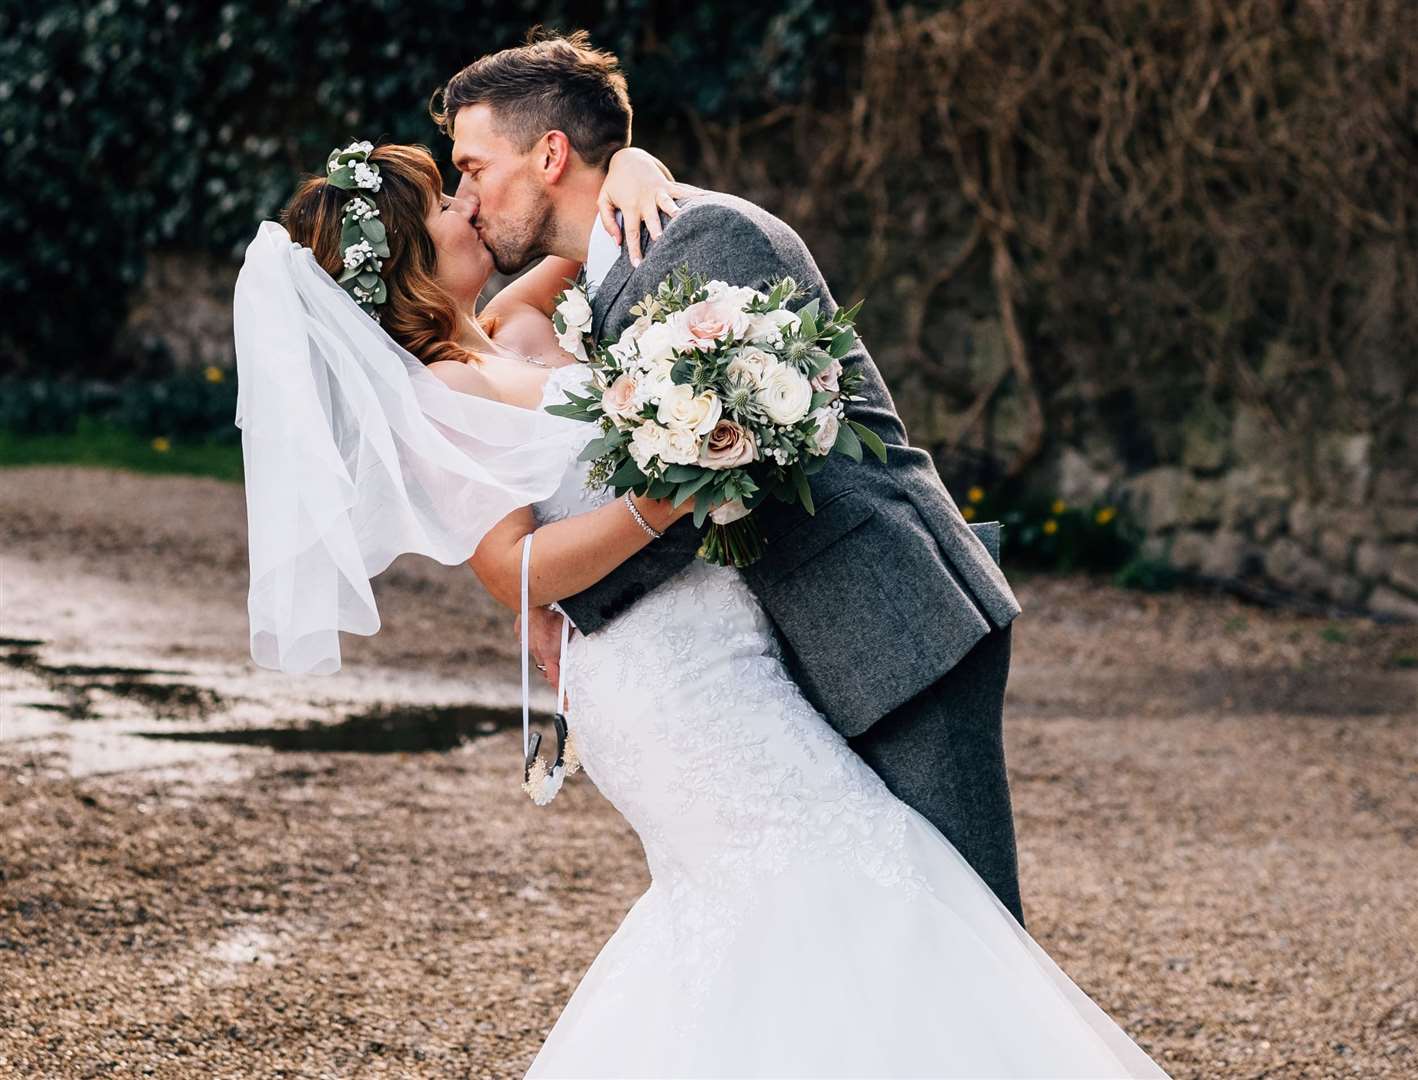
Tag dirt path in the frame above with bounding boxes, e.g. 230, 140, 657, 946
2, 466, 1416, 1079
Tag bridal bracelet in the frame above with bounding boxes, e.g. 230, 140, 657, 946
623, 491, 664, 540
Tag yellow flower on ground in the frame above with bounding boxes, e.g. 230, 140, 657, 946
1051, 498, 1066, 515
1095, 506, 1116, 525
1042, 518, 1058, 535
151, 437, 171, 453
962, 505, 976, 521
967, 486, 985, 503
204, 365, 225, 383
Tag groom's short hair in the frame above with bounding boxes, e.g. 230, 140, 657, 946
432, 29, 632, 169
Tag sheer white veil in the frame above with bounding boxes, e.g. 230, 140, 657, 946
233, 221, 587, 675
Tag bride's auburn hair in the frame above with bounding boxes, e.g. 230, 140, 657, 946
281, 143, 492, 367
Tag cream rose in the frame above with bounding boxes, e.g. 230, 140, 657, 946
697, 419, 758, 470
755, 362, 814, 425
726, 347, 775, 388
629, 421, 669, 469
807, 406, 840, 455
656, 384, 723, 435
660, 426, 702, 466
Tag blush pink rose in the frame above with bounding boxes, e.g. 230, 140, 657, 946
602, 373, 640, 422
683, 299, 748, 345
697, 419, 758, 470
811, 358, 843, 393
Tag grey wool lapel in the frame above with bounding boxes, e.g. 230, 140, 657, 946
591, 252, 635, 341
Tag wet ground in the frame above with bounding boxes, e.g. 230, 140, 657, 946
2, 465, 1416, 1078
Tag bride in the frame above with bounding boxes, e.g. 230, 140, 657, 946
236, 140, 1168, 1078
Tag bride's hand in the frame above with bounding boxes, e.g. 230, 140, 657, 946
599, 147, 693, 268
631, 490, 700, 535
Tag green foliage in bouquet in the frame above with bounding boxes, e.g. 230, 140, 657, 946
546, 267, 884, 566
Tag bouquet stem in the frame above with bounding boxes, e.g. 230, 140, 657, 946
698, 516, 765, 567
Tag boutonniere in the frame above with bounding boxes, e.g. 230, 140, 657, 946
552, 284, 594, 362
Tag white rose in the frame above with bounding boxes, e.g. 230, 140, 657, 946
656, 384, 722, 435
703, 282, 762, 315
638, 359, 676, 405
755, 362, 814, 425
637, 320, 679, 365
808, 406, 840, 455
747, 308, 801, 345
660, 426, 702, 466
555, 288, 592, 334
726, 347, 775, 388
556, 323, 589, 361
629, 421, 670, 469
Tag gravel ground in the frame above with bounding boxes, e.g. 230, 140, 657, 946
2, 466, 1416, 1079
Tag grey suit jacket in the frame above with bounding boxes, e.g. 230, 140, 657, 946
557, 191, 1022, 737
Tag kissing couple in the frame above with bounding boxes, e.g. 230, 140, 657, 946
234, 28, 1167, 1080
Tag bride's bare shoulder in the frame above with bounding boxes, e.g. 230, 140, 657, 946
426, 358, 499, 400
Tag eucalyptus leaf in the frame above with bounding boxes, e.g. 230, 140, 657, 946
829, 329, 857, 358
360, 218, 386, 245
796, 299, 819, 339
848, 420, 887, 463
794, 467, 816, 514
609, 458, 647, 489
663, 464, 701, 483
833, 420, 863, 462
672, 470, 716, 506
544, 401, 592, 420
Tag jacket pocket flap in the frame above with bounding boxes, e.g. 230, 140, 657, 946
749, 491, 876, 588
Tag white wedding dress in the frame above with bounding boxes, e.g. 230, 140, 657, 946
524, 365, 1167, 1079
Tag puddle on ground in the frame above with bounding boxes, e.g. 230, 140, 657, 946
2, 637, 528, 782
138, 702, 521, 754
2, 637, 223, 721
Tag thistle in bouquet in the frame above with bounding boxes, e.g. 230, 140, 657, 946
547, 266, 887, 567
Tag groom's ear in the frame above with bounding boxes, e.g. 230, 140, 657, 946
539, 130, 575, 185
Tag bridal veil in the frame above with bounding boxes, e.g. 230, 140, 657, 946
232, 221, 586, 675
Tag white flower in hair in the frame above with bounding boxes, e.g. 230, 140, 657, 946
343, 239, 378, 270
352, 161, 382, 192
346, 199, 379, 222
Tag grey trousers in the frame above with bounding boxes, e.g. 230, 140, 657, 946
846, 623, 1025, 926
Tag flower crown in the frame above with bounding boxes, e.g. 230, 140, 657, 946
324, 140, 390, 319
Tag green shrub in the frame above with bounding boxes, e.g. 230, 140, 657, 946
964, 486, 1141, 574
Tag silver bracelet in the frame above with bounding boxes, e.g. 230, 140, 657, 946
622, 491, 663, 540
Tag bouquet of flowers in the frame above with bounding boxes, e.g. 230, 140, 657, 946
547, 267, 886, 566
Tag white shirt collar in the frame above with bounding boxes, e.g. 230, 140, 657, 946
584, 211, 623, 299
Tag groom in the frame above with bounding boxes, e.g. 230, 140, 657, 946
436, 32, 1028, 924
